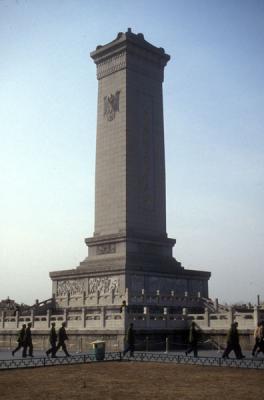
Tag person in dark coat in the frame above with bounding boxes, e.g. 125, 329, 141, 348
185, 322, 199, 357
54, 322, 70, 357
12, 324, 26, 356
22, 322, 33, 358
46, 322, 57, 358
222, 322, 245, 359
123, 323, 135, 357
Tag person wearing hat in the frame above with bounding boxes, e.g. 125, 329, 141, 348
54, 322, 70, 357
46, 322, 57, 358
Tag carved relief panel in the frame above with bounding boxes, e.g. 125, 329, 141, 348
57, 279, 85, 296
96, 243, 116, 255
88, 276, 120, 295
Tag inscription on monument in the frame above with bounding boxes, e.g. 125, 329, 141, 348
57, 279, 85, 296
88, 276, 120, 295
104, 91, 120, 121
96, 243, 116, 255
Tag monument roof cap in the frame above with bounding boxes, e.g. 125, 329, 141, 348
90, 28, 170, 64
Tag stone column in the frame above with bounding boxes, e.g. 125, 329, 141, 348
253, 306, 259, 326
63, 308, 68, 325
204, 307, 209, 328
101, 306, 105, 328
15, 310, 19, 328
228, 307, 234, 325
47, 309, 51, 328
30, 309, 34, 327
144, 306, 150, 329
82, 307, 86, 328
1, 311, 5, 329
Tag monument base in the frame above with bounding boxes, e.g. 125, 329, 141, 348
49, 233, 210, 310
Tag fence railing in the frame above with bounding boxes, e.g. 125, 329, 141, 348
1, 351, 263, 371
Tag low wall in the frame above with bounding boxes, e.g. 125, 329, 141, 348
0, 330, 124, 353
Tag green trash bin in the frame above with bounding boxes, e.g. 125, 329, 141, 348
91, 340, 105, 361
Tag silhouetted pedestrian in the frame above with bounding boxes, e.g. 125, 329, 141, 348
12, 324, 26, 356
185, 322, 199, 357
252, 322, 262, 356
22, 322, 34, 358
222, 322, 245, 359
54, 322, 70, 357
256, 321, 264, 356
46, 322, 57, 358
123, 323, 135, 357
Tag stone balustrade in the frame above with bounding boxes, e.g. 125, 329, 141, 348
1, 305, 263, 332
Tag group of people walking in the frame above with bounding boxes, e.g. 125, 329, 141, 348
11, 321, 70, 358
12, 322, 33, 358
11, 319, 264, 359
185, 320, 264, 359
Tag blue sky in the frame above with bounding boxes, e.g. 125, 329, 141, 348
0, 0, 263, 305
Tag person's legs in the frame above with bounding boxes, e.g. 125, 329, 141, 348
234, 344, 244, 359
129, 344, 135, 357
252, 339, 259, 356
12, 343, 22, 356
62, 342, 70, 356
22, 344, 28, 358
28, 342, 33, 357
51, 341, 57, 357
222, 344, 232, 358
54, 342, 61, 356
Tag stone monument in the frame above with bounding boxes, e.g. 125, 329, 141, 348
50, 29, 210, 314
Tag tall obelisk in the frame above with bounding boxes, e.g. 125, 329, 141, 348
50, 30, 210, 302
80, 29, 181, 274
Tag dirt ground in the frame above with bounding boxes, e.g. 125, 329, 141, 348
0, 362, 263, 400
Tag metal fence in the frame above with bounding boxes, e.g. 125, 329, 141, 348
1, 351, 264, 371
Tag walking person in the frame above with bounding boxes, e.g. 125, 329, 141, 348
123, 323, 135, 357
54, 322, 70, 357
185, 322, 199, 357
46, 322, 57, 358
22, 322, 34, 358
12, 324, 26, 357
252, 322, 261, 357
222, 322, 245, 359
256, 321, 264, 356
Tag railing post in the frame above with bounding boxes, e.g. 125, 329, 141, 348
228, 307, 234, 325
82, 307, 86, 328
164, 307, 168, 328
146, 336, 149, 352
47, 309, 51, 328
1, 311, 6, 328
15, 310, 19, 328
64, 308, 68, 325
101, 306, 105, 328
253, 306, 259, 326
144, 306, 150, 329
31, 309, 34, 327
165, 336, 169, 353
204, 307, 209, 328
